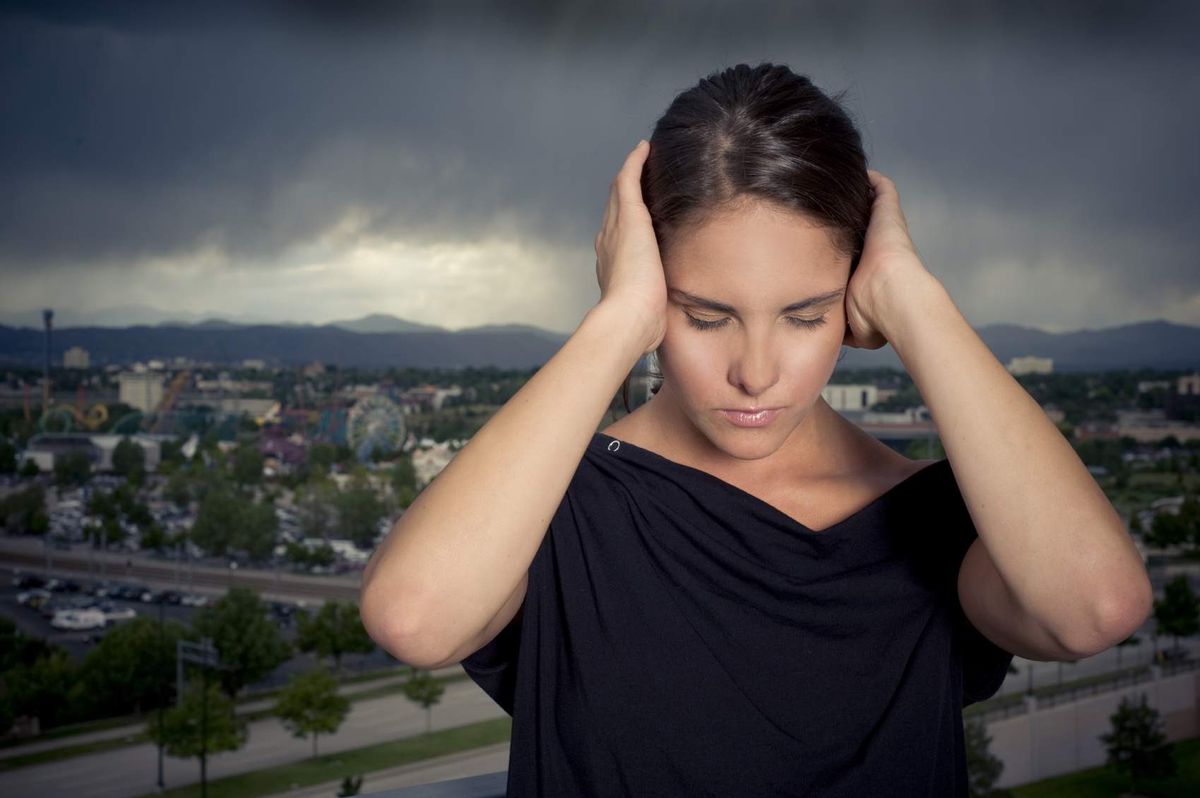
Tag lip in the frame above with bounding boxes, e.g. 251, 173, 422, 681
719, 407, 782, 428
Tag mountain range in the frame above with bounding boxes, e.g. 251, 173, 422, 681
0, 312, 1196, 372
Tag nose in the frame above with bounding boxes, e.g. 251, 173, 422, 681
727, 329, 780, 398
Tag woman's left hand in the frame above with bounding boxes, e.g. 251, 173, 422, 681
842, 169, 939, 350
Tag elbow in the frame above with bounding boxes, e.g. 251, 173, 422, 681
1066, 572, 1155, 659
359, 581, 449, 670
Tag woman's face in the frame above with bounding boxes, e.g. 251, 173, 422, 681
653, 199, 852, 463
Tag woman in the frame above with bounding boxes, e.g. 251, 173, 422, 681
360, 63, 1153, 796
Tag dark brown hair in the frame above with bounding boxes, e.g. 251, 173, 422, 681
620, 62, 873, 413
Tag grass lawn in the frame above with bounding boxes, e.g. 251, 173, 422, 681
0, 669, 472, 772
130, 717, 512, 798
1012, 736, 1200, 797
127, 726, 1200, 798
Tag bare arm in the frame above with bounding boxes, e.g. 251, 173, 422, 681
359, 301, 652, 667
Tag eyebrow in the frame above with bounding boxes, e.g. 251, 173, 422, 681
668, 287, 845, 314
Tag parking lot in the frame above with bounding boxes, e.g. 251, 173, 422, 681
4, 569, 305, 661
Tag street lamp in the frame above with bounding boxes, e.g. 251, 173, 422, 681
175, 638, 221, 798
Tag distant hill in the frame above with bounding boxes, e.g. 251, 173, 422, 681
836, 318, 1200, 371
326, 314, 445, 335
0, 315, 1196, 371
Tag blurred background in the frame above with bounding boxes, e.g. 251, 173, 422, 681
1, 1, 1198, 796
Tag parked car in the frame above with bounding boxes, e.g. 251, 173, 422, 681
51, 608, 107, 631
157, 590, 183, 605
17, 588, 52, 608
97, 602, 137, 623
13, 574, 45, 590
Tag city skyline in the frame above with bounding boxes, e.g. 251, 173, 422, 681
1, 1, 1197, 336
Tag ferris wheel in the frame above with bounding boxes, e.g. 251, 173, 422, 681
346, 394, 407, 461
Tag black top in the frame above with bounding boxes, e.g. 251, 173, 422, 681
462, 432, 1014, 796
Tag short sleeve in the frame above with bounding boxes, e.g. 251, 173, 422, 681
940, 462, 1016, 708
460, 580, 527, 716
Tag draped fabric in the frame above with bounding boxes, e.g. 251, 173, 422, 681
463, 432, 1013, 797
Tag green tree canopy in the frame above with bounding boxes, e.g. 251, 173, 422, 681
296, 601, 376, 672
272, 666, 351, 758
79, 616, 192, 716
192, 587, 291, 698
53, 449, 93, 487
147, 681, 247, 788
402, 669, 445, 735
190, 488, 278, 562
1099, 692, 1176, 792
0, 483, 49, 536
111, 437, 146, 478
0, 438, 16, 474
335, 477, 387, 548
1153, 574, 1200, 651
232, 444, 264, 486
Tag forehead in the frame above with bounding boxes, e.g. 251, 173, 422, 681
663, 201, 849, 297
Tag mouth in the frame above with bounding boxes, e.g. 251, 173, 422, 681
718, 407, 781, 428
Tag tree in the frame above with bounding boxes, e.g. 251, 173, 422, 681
390, 456, 417, 511
53, 449, 92, 487
964, 716, 1010, 797
272, 666, 351, 758
0, 438, 16, 474
1148, 511, 1189, 549
79, 617, 192, 716
1098, 693, 1175, 793
232, 443, 264, 486
308, 442, 338, 474
296, 601, 376, 673
111, 437, 145, 478
190, 488, 277, 562
2, 647, 81, 730
148, 681, 247, 790
18, 458, 40, 478
164, 469, 192, 508
1153, 574, 1199, 655
192, 587, 291, 698
335, 478, 387, 548
0, 618, 76, 734
296, 479, 338, 539
402, 669, 445, 735
0, 483, 49, 536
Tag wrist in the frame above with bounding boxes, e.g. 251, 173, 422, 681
587, 299, 661, 355
877, 271, 956, 356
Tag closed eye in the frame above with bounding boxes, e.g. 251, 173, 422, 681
684, 313, 828, 331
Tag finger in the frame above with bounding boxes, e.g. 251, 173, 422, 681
616, 140, 650, 206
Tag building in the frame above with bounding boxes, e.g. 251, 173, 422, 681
1007, 355, 1053, 375
118, 371, 164, 413
21, 433, 162, 472
821, 383, 878, 412
1179, 372, 1200, 396
63, 346, 90, 369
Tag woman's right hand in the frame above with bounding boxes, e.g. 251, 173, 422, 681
593, 139, 668, 355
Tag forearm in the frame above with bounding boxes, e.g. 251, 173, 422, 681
360, 300, 650, 661
882, 273, 1152, 652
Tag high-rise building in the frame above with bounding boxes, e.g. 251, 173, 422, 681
63, 346, 90, 369
118, 371, 164, 413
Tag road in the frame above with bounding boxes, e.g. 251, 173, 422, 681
0, 672, 509, 798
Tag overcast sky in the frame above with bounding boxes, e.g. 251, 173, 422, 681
1, 0, 1196, 334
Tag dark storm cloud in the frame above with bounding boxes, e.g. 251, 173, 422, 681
0, 0, 1197, 327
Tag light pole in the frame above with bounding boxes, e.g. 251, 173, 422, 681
156, 599, 165, 793
175, 638, 220, 798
